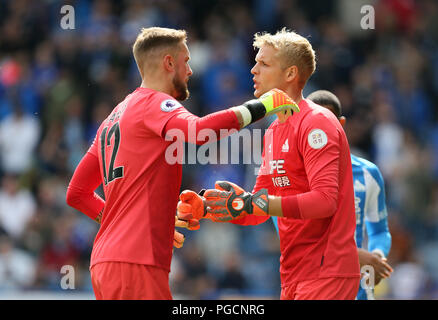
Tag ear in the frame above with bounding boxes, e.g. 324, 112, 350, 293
339, 116, 346, 128
163, 54, 175, 72
285, 65, 298, 82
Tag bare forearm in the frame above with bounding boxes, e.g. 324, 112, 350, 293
357, 248, 371, 267
267, 196, 284, 217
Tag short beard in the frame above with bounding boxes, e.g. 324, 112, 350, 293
172, 75, 189, 101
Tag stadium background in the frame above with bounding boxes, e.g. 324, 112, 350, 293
0, 0, 437, 299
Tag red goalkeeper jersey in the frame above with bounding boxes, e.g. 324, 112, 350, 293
79, 87, 239, 271
232, 99, 360, 286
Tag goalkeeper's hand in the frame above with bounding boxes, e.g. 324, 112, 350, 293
177, 182, 269, 223
175, 215, 200, 230
176, 190, 206, 229
203, 181, 269, 222
236, 88, 299, 127
173, 229, 185, 249
257, 88, 300, 117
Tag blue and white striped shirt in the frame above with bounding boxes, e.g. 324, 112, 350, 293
351, 154, 391, 258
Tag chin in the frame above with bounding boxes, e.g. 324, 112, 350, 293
255, 88, 270, 99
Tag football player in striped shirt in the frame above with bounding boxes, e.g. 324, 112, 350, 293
304, 90, 393, 300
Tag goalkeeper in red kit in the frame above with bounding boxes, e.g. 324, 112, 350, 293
65, 27, 298, 300
178, 29, 361, 300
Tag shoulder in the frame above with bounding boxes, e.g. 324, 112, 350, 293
352, 154, 384, 183
352, 155, 379, 173
299, 99, 341, 133
133, 88, 183, 112
297, 100, 343, 148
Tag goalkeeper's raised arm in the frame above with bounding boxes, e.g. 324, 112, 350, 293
161, 87, 299, 145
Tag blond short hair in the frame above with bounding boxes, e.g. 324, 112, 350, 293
254, 28, 316, 86
132, 27, 187, 72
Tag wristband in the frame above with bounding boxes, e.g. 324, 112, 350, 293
232, 105, 253, 127
242, 99, 266, 124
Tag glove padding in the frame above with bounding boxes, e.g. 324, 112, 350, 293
259, 88, 300, 117
203, 181, 269, 222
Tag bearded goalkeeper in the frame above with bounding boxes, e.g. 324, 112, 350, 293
65, 27, 298, 300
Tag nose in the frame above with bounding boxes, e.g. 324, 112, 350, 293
251, 64, 257, 75
187, 64, 193, 77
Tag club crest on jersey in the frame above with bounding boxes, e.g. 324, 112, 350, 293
160, 99, 181, 112
308, 129, 328, 149
282, 139, 289, 152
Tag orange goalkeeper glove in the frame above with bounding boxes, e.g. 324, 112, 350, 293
203, 181, 269, 222
237, 88, 300, 127
176, 190, 206, 230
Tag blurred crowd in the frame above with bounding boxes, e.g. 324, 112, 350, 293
0, 0, 437, 299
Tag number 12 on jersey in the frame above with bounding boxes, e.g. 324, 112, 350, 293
100, 122, 124, 185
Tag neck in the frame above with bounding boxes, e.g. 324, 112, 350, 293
277, 88, 303, 123
140, 70, 173, 96
140, 79, 172, 95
